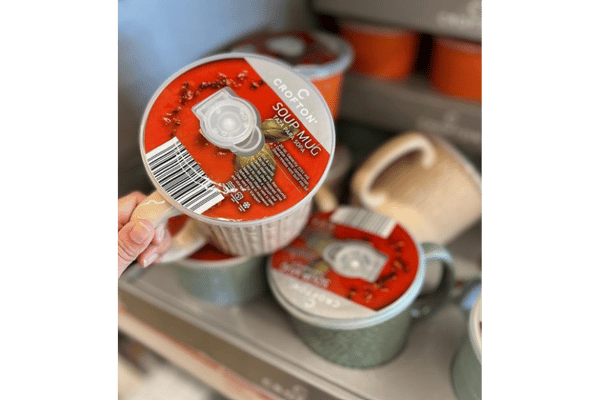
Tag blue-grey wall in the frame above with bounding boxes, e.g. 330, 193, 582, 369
119, 0, 313, 195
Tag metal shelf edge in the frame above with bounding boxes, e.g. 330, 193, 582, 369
313, 0, 481, 42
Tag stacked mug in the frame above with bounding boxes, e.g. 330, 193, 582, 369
430, 37, 482, 102
125, 51, 469, 374
166, 216, 267, 306
339, 20, 420, 80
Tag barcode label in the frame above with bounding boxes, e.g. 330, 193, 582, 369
146, 137, 224, 215
330, 207, 396, 238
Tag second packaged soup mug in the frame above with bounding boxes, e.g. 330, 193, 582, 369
130, 53, 336, 261
267, 206, 455, 368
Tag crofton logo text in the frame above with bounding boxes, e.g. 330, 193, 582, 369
273, 78, 318, 124
290, 281, 340, 309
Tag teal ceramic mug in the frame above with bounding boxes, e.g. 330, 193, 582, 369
452, 288, 482, 400
267, 206, 455, 368
173, 244, 266, 306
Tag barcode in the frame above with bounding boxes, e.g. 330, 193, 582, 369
330, 207, 396, 238
146, 137, 224, 215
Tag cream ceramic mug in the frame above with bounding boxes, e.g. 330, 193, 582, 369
351, 131, 481, 245
130, 53, 335, 262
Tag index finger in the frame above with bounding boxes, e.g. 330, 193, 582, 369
118, 191, 148, 231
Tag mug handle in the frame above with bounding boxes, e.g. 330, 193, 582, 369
130, 190, 208, 263
452, 276, 482, 317
351, 131, 437, 208
409, 242, 456, 324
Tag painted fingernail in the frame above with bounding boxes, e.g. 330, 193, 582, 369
142, 251, 159, 267
130, 221, 152, 244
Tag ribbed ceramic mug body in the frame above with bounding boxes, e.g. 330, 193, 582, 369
290, 307, 412, 368
452, 338, 482, 400
174, 256, 266, 306
204, 200, 312, 256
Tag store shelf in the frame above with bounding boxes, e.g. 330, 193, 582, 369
118, 224, 481, 400
339, 74, 482, 154
313, 0, 481, 42
119, 275, 465, 400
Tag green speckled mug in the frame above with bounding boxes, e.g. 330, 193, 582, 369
267, 206, 455, 368
452, 291, 482, 400
173, 244, 267, 306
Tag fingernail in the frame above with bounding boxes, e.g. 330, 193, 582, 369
130, 221, 151, 244
156, 225, 165, 242
143, 252, 159, 267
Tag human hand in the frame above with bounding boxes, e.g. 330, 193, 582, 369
118, 191, 172, 278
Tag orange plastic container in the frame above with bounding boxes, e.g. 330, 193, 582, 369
429, 37, 481, 101
339, 20, 419, 79
230, 31, 353, 119
306, 73, 345, 119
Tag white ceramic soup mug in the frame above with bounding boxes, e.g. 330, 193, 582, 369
130, 53, 336, 261
351, 131, 481, 245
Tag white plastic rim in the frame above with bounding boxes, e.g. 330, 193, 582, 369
265, 36, 306, 58
468, 292, 482, 363
267, 220, 427, 330
293, 31, 354, 80
434, 37, 482, 54
139, 52, 336, 228
340, 19, 416, 37
230, 31, 354, 81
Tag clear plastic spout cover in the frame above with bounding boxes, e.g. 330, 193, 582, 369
321, 240, 388, 283
192, 87, 264, 156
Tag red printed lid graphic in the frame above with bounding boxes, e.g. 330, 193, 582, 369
141, 54, 335, 223
268, 206, 425, 325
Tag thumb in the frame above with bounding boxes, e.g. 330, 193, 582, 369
118, 220, 154, 278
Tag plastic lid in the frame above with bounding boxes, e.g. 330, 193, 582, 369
265, 36, 307, 58
230, 31, 354, 80
140, 53, 335, 224
292, 31, 354, 79
192, 87, 264, 157
267, 206, 425, 330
